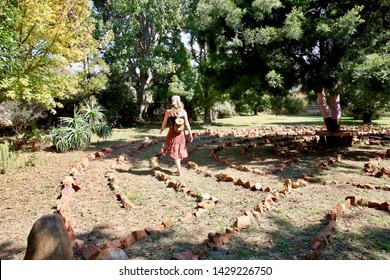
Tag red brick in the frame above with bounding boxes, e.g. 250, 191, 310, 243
357, 198, 366, 206
219, 233, 231, 244
234, 215, 251, 229
132, 230, 148, 241
162, 218, 172, 229
197, 200, 215, 209
367, 201, 381, 209
296, 178, 308, 187
121, 234, 136, 248
244, 210, 254, 220
144, 224, 165, 234
255, 202, 265, 215
122, 199, 135, 209
103, 239, 122, 249
345, 198, 352, 209
381, 202, 390, 212
263, 200, 271, 210
225, 176, 234, 182
235, 178, 244, 186
345, 196, 356, 206
211, 235, 223, 249
243, 181, 252, 189
225, 228, 238, 234
81, 245, 101, 260
311, 236, 324, 250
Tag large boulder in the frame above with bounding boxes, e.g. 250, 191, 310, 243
24, 214, 74, 260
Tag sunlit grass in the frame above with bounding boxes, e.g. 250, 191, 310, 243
95, 113, 390, 146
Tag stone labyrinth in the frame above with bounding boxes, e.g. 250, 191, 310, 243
54, 125, 390, 260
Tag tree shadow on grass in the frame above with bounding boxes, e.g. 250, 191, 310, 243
320, 225, 390, 260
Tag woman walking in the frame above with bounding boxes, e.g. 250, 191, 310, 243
160, 95, 193, 176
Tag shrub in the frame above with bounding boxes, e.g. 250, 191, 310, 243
283, 96, 307, 115
51, 97, 111, 152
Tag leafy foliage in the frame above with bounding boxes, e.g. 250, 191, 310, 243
93, 0, 190, 120
51, 97, 111, 152
0, 0, 98, 111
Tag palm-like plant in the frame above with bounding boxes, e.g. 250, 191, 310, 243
51, 97, 112, 152
80, 97, 112, 139
80, 96, 106, 125
51, 109, 92, 152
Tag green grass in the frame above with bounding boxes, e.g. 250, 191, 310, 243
198, 113, 390, 129
92, 114, 390, 145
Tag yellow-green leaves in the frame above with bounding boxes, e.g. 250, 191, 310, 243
1, 0, 98, 111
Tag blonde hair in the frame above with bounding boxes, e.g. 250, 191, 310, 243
171, 95, 184, 114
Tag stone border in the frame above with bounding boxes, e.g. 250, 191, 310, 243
309, 195, 390, 259
47, 125, 389, 259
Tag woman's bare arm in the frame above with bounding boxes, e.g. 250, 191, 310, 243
160, 110, 170, 134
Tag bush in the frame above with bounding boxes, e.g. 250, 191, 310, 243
51, 97, 111, 152
270, 95, 307, 115
213, 101, 236, 118
283, 96, 307, 115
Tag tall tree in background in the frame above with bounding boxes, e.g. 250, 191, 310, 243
0, 0, 98, 112
188, 0, 389, 125
187, 0, 301, 122
338, 0, 390, 123
93, 0, 187, 121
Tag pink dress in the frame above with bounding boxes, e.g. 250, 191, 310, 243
161, 116, 188, 160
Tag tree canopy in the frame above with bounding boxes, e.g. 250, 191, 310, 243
0, 0, 98, 111
1, 0, 389, 124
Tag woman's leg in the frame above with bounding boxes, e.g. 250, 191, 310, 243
316, 86, 333, 131
174, 158, 182, 176
330, 94, 341, 131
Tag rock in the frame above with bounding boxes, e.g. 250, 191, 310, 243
95, 248, 129, 260
244, 210, 254, 220
187, 161, 199, 169
24, 214, 74, 260
132, 230, 148, 241
252, 182, 263, 191
103, 239, 122, 249
162, 218, 172, 229
80, 245, 101, 260
234, 215, 251, 229
200, 193, 212, 201
121, 234, 136, 248
197, 200, 215, 210
243, 181, 252, 189
144, 224, 165, 235
172, 252, 199, 260
380, 202, 390, 212
367, 201, 381, 209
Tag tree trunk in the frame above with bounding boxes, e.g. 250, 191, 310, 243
137, 69, 153, 121
204, 105, 212, 124
362, 111, 373, 124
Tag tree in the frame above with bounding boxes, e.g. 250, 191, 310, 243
186, 0, 304, 121
0, 0, 98, 111
0, 0, 20, 96
93, 0, 187, 121
188, 0, 389, 126
283, 0, 389, 124
338, 1, 390, 123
